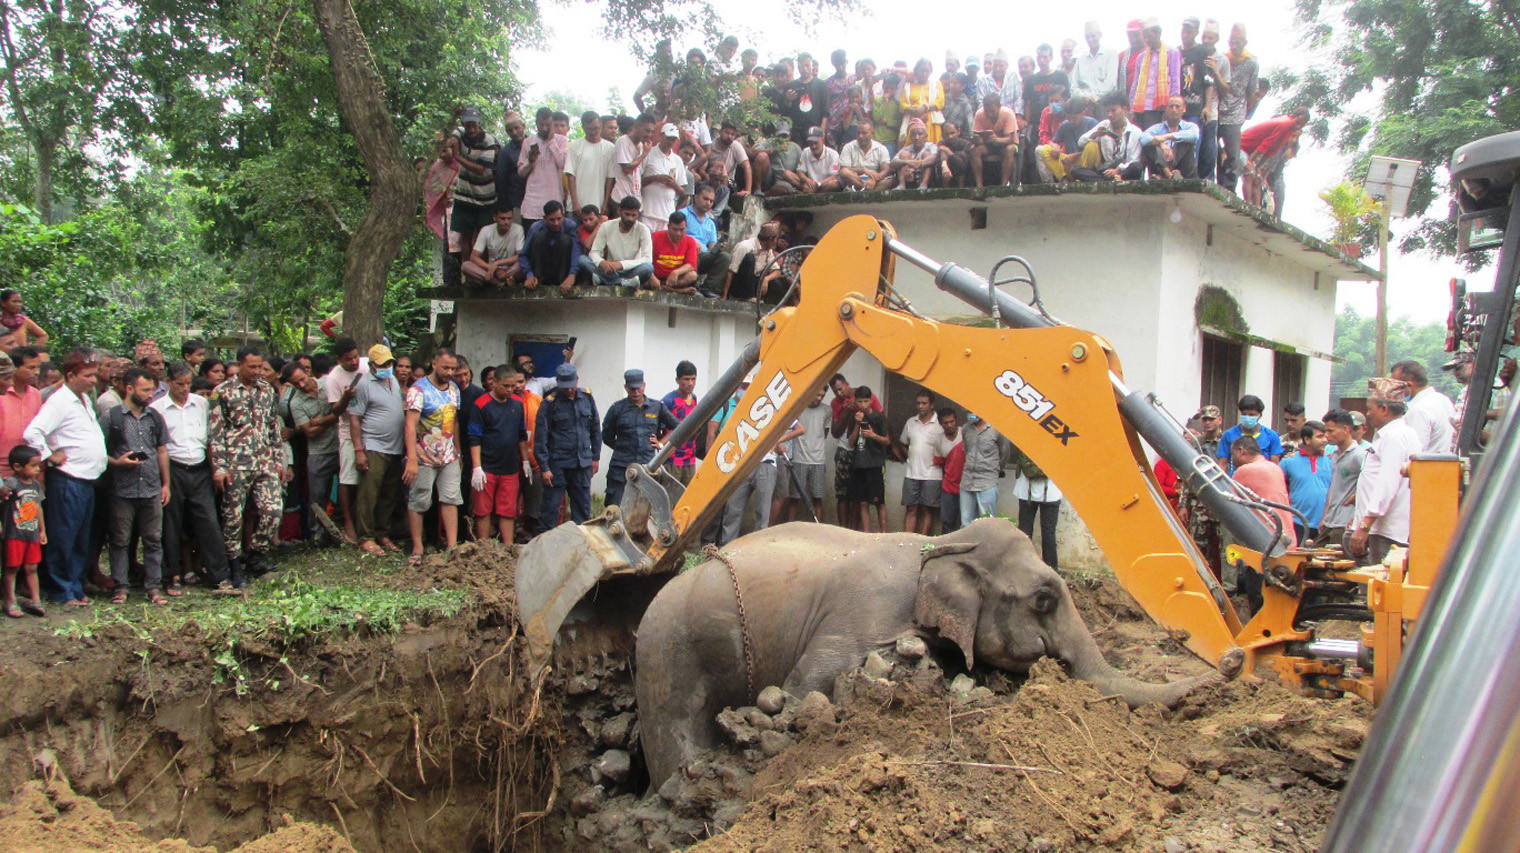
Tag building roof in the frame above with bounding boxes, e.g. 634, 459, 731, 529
765, 180, 1382, 282
419, 282, 762, 316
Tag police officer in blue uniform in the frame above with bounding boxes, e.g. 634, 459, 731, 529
601, 368, 679, 507
534, 363, 600, 530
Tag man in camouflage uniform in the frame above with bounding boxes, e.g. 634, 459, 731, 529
1184, 404, 1225, 582
210, 347, 288, 587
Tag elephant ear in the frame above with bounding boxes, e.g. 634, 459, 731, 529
914, 543, 982, 670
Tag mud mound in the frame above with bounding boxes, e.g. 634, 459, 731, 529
413, 539, 519, 620
698, 659, 1361, 853
1, 774, 356, 853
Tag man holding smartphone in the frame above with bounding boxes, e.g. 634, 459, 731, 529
104, 367, 171, 604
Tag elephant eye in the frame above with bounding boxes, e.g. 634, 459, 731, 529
1032, 589, 1057, 615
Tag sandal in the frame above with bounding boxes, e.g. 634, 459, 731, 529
408, 552, 424, 568
64, 599, 90, 608
20, 600, 45, 617
148, 591, 168, 606
359, 541, 386, 556
211, 581, 242, 597
110, 590, 128, 605
3, 604, 20, 619
165, 583, 184, 597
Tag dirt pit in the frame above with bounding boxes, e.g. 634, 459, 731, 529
0, 543, 1366, 852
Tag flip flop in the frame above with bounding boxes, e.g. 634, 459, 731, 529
408, 552, 424, 567
148, 591, 168, 606
64, 599, 90, 608
3, 604, 21, 619
20, 601, 45, 617
110, 590, 128, 605
211, 582, 242, 597
165, 585, 184, 597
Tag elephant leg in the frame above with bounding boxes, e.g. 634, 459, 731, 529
782, 636, 871, 700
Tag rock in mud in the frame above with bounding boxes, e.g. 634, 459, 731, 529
895, 635, 927, 661
949, 674, 976, 696
600, 713, 634, 748
567, 674, 599, 695
594, 749, 632, 785
758, 730, 793, 757
1164, 836, 1188, 853
863, 651, 893, 680
1030, 837, 1057, 852
716, 708, 761, 746
571, 786, 605, 816
743, 708, 773, 731
1147, 759, 1190, 791
756, 685, 786, 714
794, 692, 837, 732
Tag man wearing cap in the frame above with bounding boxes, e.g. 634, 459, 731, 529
208, 346, 286, 585
600, 369, 679, 507
1180, 18, 1231, 184
1348, 378, 1421, 565
452, 108, 501, 266
1128, 18, 1182, 129
640, 124, 689, 232
1073, 21, 1118, 97
583, 196, 655, 289
348, 344, 407, 556
1181, 405, 1225, 579
534, 364, 600, 530
1390, 359, 1456, 453
1218, 24, 1260, 190
797, 127, 843, 193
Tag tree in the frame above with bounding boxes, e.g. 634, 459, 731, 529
1280, 0, 1518, 262
1332, 305, 1461, 401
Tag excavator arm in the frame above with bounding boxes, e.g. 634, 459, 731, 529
518, 215, 1287, 672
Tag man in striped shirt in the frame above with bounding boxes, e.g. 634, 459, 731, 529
451, 107, 500, 268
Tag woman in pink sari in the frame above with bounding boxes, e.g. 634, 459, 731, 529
424, 135, 461, 244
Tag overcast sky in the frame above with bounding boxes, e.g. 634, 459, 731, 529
514, 0, 1491, 326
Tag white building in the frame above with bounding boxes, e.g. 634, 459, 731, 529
429, 182, 1376, 569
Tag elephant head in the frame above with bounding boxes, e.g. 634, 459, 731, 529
913, 517, 1210, 708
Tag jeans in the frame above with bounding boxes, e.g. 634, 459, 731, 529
1196, 119, 1219, 184
577, 255, 652, 288
720, 460, 776, 545
541, 464, 592, 531
111, 495, 163, 592
1218, 123, 1243, 190
958, 486, 998, 523
1018, 499, 1060, 570
163, 461, 228, 585
940, 488, 962, 533
42, 470, 96, 603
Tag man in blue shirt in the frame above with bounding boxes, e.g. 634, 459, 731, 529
534, 364, 600, 529
600, 369, 678, 507
1279, 420, 1332, 543
679, 183, 729, 298
1216, 393, 1283, 473
1142, 95, 1200, 178
516, 201, 582, 296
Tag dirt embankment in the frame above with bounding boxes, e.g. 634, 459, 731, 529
0, 541, 562, 853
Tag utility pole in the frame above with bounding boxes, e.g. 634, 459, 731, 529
1364, 156, 1421, 377
1376, 201, 1391, 375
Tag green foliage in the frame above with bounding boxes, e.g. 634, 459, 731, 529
1281, 0, 1518, 263
1318, 182, 1383, 245
1332, 305, 1461, 401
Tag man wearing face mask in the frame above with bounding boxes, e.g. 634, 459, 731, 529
1215, 393, 1283, 474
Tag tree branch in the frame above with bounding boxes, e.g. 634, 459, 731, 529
311, 195, 353, 238
0, 1, 35, 135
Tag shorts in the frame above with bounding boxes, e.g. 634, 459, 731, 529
847, 467, 885, 505
834, 446, 855, 499
901, 477, 943, 508
339, 439, 360, 486
407, 459, 464, 512
472, 471, 521, 518
784, 461, 826, 500
5, 539, 41, 569
449, 202, 493, 239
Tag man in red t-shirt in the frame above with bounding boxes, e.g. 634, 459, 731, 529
651, 212, 700, 295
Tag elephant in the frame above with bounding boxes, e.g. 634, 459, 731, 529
634, 517, 1214, 789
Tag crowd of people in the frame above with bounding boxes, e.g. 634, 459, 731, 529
424, 17, 1308, 300
1160, 357, 1472, 615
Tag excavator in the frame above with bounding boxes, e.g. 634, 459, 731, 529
514, 214, 1459, 709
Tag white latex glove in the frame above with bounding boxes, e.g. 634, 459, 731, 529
471, 467, 487, 491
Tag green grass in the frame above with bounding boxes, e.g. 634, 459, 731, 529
53, 544, 471, 694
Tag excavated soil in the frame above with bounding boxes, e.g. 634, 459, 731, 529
0, 542, 1367, 852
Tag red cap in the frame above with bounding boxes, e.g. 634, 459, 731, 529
1126, 19, 1144, 32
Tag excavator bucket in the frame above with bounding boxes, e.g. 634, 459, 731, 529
516, 522, 629, 664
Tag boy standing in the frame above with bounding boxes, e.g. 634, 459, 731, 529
1, 445, 46, 617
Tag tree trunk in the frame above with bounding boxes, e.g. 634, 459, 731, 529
32, 135, 54, 223
309, 0, 417, 350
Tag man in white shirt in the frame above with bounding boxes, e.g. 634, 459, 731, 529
1073, 21, 1118, 97
1073, 97, 1150, 181
780, 386, 832, 522
324, 337, 366, 542
566, 110, 616, 214
24, 349, 107, 604
462, 207, 523, 286
724, 223, 783, 301
612, 114, 655, 206
838, 120, 892, 190
797, 127, 843, 193
896, 389, 946, 534
1390, 359, 1456, 453
579, 197, 654, 288
640, 123, 689, 231
1348, 378, 1421, 566
152, 364, 234, 592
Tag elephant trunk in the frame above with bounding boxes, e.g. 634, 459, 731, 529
1058, 605, 1216, 709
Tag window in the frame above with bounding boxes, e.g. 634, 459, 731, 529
507, 334, 570, 377
1200, 335, 1243, 414
1273, 350, 1306, 430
